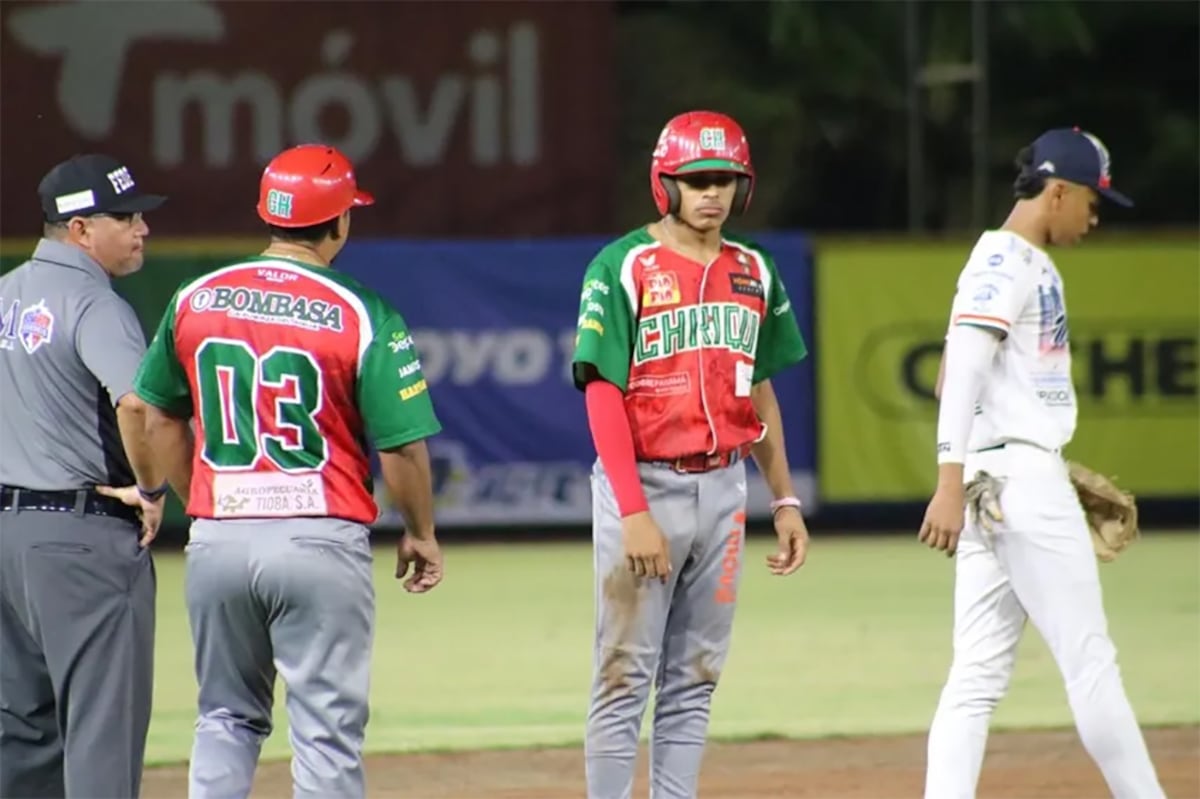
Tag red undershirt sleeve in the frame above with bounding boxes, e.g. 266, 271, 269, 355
584, 379, 648, 517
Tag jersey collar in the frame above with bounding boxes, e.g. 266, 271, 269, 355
31, 238, 111, 283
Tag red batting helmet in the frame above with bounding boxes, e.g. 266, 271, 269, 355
650, 111, 755, 217
257, 144, 374, 227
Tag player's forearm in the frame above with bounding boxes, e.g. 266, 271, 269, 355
749, 380, 795, 499
379, 441, 437, 541
935, 325, 999, 467
115, 393, 165, 491
144, 406, 195, 502
585, 379, 649, 517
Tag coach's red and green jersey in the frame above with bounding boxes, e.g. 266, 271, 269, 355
572, 228, 807, 461
133, 257, 440, 524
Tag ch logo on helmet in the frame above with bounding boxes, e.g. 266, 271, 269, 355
698, 127, 727, 151
266, 189, 295, 219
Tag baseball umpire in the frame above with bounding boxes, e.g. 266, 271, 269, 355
573, 110, 811, 798
132, 143, 444, 799
0, 154, 169, 797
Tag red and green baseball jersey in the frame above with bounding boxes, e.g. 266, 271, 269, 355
134, 256, 440, 524
572, 228, 807, 461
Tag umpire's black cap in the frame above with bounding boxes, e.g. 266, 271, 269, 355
38, 154, 167, 222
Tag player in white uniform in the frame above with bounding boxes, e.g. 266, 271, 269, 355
918, 128, 1167, 799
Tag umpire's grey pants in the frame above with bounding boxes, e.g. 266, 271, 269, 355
0, 508, 155, 799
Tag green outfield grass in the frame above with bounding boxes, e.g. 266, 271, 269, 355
144, 531, 1200, 766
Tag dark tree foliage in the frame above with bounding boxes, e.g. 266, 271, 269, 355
614, 0, 1198, 232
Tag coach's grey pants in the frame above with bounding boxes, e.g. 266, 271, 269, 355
185, 517, 375, 799
0, 508, 156, 799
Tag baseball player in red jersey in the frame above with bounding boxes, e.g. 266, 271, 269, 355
572, 111, 811, 798
132, 144, 443, 799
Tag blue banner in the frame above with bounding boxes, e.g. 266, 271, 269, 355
336, 234, 816, 527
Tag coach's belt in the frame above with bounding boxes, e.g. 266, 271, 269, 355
653, 443, 753, 474
0, 487, 140, 525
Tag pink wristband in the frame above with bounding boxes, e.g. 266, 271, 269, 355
770, 496, 802, 514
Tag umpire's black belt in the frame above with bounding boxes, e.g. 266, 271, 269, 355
0, 486, 140, 525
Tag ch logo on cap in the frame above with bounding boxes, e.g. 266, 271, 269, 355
266, 189, 294, 219
698, 127, 727, 151
106, 166, 135, 194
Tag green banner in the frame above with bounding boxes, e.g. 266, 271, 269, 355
816, 237, 1199, 501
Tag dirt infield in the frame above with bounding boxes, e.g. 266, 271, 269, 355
142, 725, 1198, 798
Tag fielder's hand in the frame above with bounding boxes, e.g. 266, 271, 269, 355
919, 482, 965, 557
621, 511, 672, 582
767, 507, 808, 575
95, 485, 164, 548
396, 532, 444, 593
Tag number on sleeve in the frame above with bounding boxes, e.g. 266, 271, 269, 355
195, 338, 329, 473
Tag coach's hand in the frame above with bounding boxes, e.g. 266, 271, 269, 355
767, 507, 808, 575
96, 485, 164, 548
621, 511, 672, 582
919, 482, 966, 557
396, 532, 444, 594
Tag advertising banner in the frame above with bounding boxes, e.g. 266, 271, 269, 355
335, 234, 817, 527
3, 232, 815, 530
816, 239, 1199, 501
1, 0, 616, 238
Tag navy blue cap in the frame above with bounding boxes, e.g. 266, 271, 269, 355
1030, 127, 1132, 207
38, 154, 167, 222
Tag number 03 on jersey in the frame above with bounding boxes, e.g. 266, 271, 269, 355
132, 258, 442, 525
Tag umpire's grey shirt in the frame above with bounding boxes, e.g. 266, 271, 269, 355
0, 239, 146, 490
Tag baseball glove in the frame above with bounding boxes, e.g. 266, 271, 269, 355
964, 470, 1006, 534
1067, 461, 1140, 562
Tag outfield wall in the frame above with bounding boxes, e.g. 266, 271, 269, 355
2, 235, 1196, 536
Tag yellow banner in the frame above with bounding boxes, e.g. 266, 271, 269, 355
816, 238, 1199, 501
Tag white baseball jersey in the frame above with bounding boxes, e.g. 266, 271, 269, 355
947, 230, 1076, 452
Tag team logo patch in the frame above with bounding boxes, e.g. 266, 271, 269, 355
266, 189, 295, 219
728, 273, 764, 299
698, 127, 727, 151
18, 300, 54, 354
642, 271, 681, 308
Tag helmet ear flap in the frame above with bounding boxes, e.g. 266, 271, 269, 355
659, 175, 681, 216
732, 175, 752, 215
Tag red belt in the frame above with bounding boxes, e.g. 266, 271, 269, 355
655, 443, 754, 474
